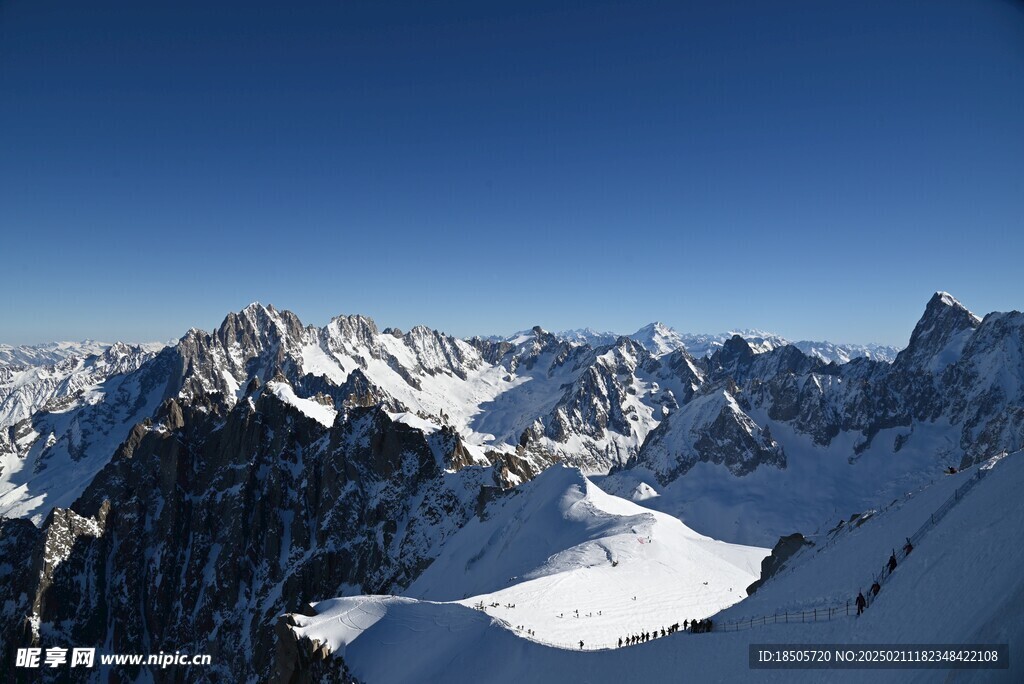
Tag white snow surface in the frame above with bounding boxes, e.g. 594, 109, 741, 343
288, 452, 1024, 683
0, 342, 165, 429
267, 381, 337, 428
630, 482, 659, 501
601, 414, 972, 546
0, 365, 167, 521
295, 466, 767, 654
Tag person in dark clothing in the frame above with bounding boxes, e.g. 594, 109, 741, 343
579, 640, 584, 650
947, 466, 957, 474
871, 581, 881, 597
903, 538, 913, 555
856, 591, 866, 615
618, 637, 623, 648
888, 552, 898, 574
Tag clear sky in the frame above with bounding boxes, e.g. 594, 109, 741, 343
1, 0, 1022, 346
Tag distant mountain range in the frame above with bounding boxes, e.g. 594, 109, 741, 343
0, 339, 167, 367
0, 342, 169, 432
489, 323, 900, 364
564, 323, 900, 363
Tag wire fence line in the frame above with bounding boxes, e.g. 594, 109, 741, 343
719, 459, 994, 630
717, 604, 852, 632
862, 464, 987, 608
783, 459, 983, 575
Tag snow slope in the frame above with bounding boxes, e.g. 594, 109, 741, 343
0, 342, 164, 429
286, 451, 1024, 683
0, 361, 169, 521
293, 466, 767, 655
267, 380, 338, 428
601, 414, 975, 546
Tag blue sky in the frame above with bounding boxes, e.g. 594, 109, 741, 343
1, 0, 1022, 346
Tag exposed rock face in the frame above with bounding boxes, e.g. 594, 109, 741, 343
746, 533, 814, 595
893, 291, 981, 375
631, 389, 785, 484
275, 611, 361, 684
0, 385, 524, 682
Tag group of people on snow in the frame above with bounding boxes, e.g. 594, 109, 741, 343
689, 618, 713, 633
856, 537, 913, 615
614, 619, 711, 648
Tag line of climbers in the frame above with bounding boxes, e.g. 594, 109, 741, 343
856, 537, 912, 615
614, 619, 714, 648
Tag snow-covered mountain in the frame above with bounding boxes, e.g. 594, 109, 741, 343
676, 329, 901, 364
277, 450, 1024, 683
604, 292, 1024, 543
281, 465, 767, 672
0, 293, 1017, 532
0, 340, 114, 367
405, 466, 765, 610
2, 291, 1023, 682
0, 342, 165, 431
675, 328, 789, 357
542, 324, 900, 364
791, 340, 900, 364
629, 322, 688, 357
0, 339, 168, 367
550, 327, 620, 347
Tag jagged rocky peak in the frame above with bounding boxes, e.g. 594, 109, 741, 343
326, 313, 380, 347
522, 325, 563, 353
496, 325, 572, 373
401, 325, 483, 378
721, 333, 756, 361
631, 388, 785, 484
705, 334, 756, 381
661, 346, 705, 389
594, 335, 656, 377
895, 291, 982, 373
217, 302, 306, 352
